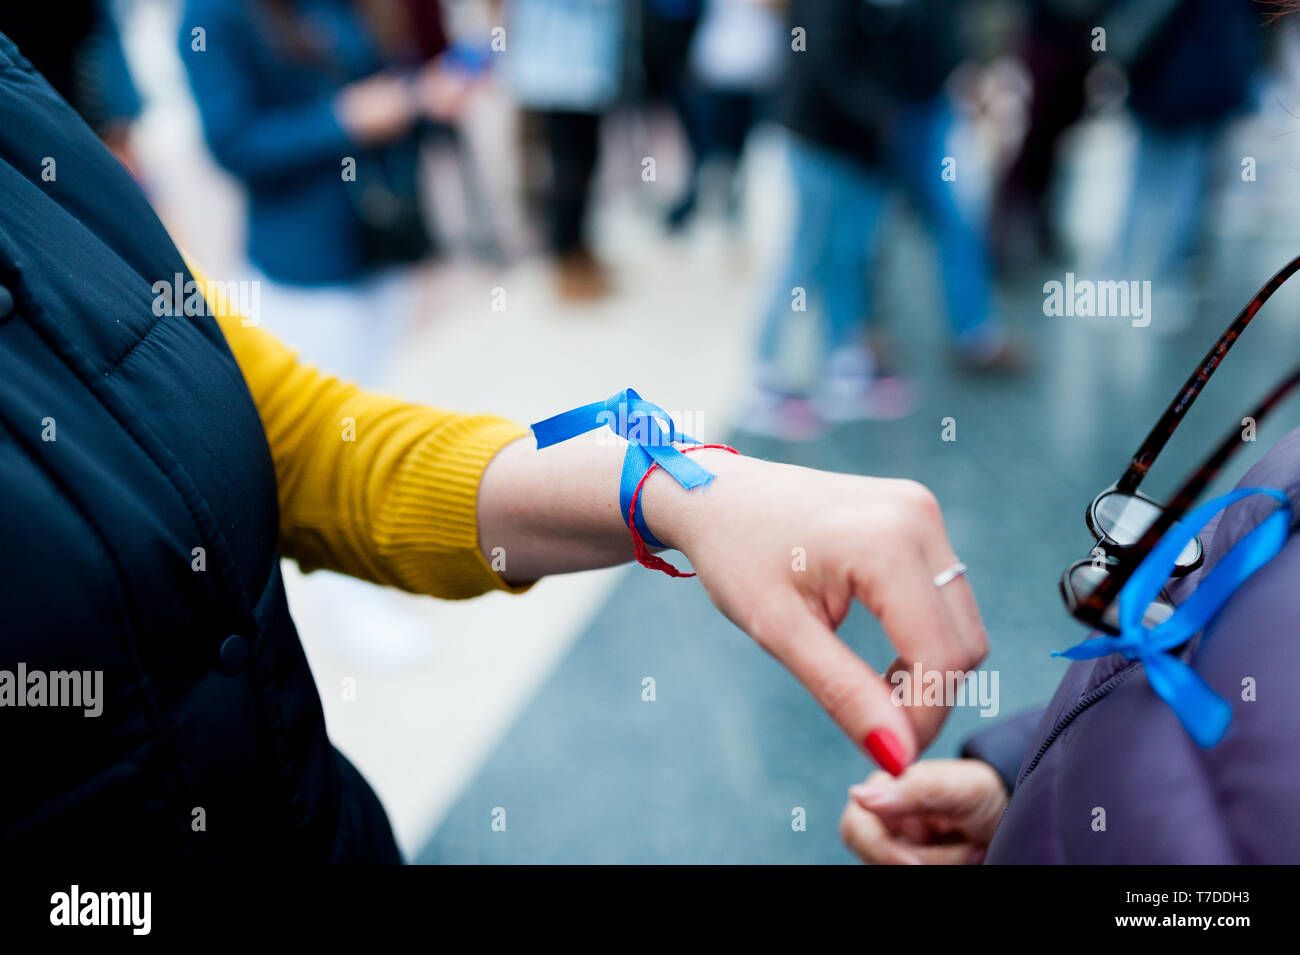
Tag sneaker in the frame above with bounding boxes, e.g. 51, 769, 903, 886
952, 332, 1027, 373
811, 344, 917, 422
813, 372, 917, 422
734, 385, 827, 441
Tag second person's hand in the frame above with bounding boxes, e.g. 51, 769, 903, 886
839, 759, 1009, 864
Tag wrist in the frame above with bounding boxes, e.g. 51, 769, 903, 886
639, 447, 748, 555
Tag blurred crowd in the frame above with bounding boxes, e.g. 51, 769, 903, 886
1, 0, 1279, 434
5, 0, 1299, 861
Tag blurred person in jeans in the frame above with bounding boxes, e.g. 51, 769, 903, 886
664, 0, 783, 233
1103, 0, 1262, 333
640, 0, 702, 207
991, 0, 1117, 271
179, 0, 474, 386
741, 0, 1016, 441
507, 0, 625, 301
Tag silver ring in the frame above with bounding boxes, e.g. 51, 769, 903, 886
932, 561, 968, 589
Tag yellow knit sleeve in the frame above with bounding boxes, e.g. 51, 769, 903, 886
192, 266, 532, 599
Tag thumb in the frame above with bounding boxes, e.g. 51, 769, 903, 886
910, 842, 987, 866
849, 760, 968, 816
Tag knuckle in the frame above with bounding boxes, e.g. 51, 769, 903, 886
951, 642, 982, 670
898, 479, 942, 522
868, 507, 911, 546
944, 651, 981, 676
918, 644, 970, 675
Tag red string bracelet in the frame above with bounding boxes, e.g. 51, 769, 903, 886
627, 443, 740, 577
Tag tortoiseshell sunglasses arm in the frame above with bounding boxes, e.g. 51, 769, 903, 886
1115, 254, 1300, 496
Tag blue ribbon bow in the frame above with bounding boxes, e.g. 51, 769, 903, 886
1054, 486, 1292, 748
530, 389, 715, 549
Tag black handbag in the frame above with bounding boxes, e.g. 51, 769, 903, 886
347, 144, 434, 269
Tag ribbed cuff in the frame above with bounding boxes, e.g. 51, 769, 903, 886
372, 417, 532, 600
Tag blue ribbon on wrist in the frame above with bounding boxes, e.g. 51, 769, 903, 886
530, 388, 715, 549
1054, 486, 1292, 748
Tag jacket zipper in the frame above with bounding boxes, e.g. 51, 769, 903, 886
1017, 662, 1143, 785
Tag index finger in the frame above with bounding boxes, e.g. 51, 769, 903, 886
855, 544, 976, 749
764, 598, 920, 775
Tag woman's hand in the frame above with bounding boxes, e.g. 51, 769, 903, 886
839, 759, 1009, 864
334, 72, 419, 146
650, 452, 988, 770
478, 439, 987, 773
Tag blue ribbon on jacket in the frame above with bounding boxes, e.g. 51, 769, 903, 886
1054, 487, 1292, 748
530, 389, 715, 549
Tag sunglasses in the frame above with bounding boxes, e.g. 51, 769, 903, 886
1061, 254, 1300, 634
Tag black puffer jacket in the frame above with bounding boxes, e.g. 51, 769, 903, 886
0, 31, 399, 863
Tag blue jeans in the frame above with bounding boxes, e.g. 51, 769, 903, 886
1113, 121, 1216, 286
757, 100, 996, 371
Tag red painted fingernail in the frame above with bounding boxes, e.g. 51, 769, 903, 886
864, 728, 908, 777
